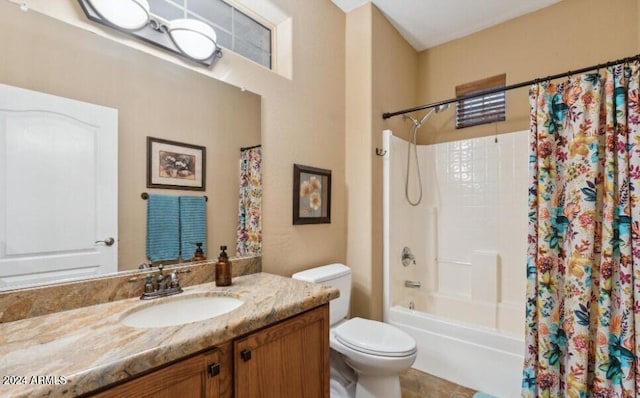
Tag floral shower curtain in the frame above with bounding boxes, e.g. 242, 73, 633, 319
236, 146, 262, 256
522, 62, 640, 397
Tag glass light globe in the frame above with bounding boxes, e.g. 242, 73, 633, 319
169, 19, 218, 61
87, 0, 150, 31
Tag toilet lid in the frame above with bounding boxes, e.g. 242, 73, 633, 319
334, 317, 417, 357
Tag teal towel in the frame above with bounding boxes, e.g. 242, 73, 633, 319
473, 393, 497, 398
146, 194, 180, 262
179, 196, 207, 260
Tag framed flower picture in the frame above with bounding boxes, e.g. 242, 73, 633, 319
293, 164, 331, 224
147, 137, 206, 191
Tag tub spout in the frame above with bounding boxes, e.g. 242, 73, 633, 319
404, 280, 421, 288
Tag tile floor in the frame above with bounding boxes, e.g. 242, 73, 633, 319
400, 368, 476, 398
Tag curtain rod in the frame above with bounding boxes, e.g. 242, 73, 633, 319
240, 144, 261, 151
382, 53, 640, 120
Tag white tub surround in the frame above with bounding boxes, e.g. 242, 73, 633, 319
382, 130, 528, 397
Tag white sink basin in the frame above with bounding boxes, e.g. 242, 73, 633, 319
121, 295, 244, 328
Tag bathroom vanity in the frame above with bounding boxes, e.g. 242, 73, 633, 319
0, 273, 337, 398
90, 305, 328, 398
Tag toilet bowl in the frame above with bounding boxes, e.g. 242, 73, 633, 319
292, 264, 417, 398
331, 318, 417, 398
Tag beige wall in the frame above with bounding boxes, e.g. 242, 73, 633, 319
0, 3, 260, 271
417, 0, 640, 144
371, 6, 419, 320
8, 0, 347, 277
257, 2, 346, 277
346, 3, 418, 320
346, 4, 374, 319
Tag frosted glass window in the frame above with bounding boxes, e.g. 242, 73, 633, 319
148, 0, 183, 20
189, 0, 232, 31
215, 30, 233, 50
235, 38, 271, 67
150, 0, 273, 69
234, 11, 271, 52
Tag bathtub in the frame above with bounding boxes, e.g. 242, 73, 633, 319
387, 305, 524, 398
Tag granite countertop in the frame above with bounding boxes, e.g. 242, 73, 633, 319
0, 272, 339, 398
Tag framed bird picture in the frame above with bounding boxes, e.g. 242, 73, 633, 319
147, 137, 206, 191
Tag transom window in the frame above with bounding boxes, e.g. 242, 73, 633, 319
149, 0, 272, 69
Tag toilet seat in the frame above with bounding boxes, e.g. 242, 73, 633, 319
334, 317, 417, 357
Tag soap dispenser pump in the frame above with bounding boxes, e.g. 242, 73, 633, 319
215, 245, 232, 287
192, 242, 206, 262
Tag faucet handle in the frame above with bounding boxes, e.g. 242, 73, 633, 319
170, 271, 180, 288
144, 275, 154, 293
156, 265, 165, 280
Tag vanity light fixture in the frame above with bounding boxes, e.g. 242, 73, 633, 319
85, 0, 150, 31
78, 0, 222, 67
168, 19, 217, 61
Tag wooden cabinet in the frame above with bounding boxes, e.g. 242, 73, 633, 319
234, 305, 329, 398
88, 304, 329, 398
90, 342, 233, 398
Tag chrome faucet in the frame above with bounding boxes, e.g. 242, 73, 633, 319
140, 265, 183, 300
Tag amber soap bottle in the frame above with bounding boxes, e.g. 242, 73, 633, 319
215, 245, 232, 287
192, 242, 206, 262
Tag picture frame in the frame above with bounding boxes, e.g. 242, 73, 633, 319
293, 164, 331, 225
147, 137, 206, 191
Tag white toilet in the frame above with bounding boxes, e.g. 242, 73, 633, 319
292, 263, 417, 398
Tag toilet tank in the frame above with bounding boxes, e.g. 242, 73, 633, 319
292, 263, 351, 326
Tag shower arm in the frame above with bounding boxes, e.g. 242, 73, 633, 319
402, 104, 448, 128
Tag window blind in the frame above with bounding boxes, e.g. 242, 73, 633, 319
455, 74, 506, 129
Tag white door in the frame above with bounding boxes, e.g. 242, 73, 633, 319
0, 84, 117, 289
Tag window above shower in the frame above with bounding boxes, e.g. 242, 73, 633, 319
455, 74, 506, 129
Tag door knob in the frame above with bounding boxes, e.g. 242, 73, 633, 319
95, 237, 115, 246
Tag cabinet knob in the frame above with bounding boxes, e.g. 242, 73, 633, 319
208, 363, 220, 377
240, 348, 252, 362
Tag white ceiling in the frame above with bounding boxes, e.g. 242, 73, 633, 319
332, 0, 561, 51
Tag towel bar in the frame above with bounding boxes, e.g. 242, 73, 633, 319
141, 192, 208, 201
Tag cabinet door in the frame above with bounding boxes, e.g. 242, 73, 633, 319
234, 304, 330, 398
90, 342, 232, 398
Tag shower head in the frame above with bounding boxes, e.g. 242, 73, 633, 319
416, 103, 449, 127
435, 104, 449, 113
